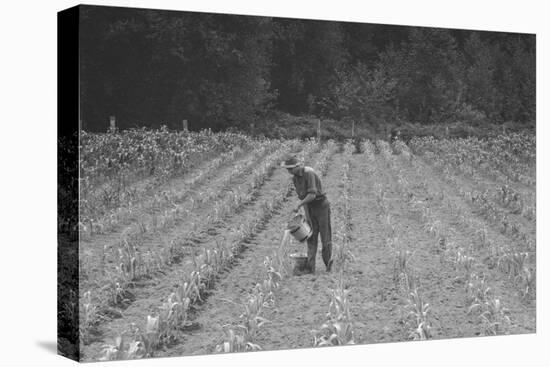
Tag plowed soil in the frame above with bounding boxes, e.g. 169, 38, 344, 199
80, 142, 535, 361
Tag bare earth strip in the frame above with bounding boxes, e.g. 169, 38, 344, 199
344, 152, 413, 343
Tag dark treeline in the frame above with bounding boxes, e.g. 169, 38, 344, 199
79, 5, 535, 132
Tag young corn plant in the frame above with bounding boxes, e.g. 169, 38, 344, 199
103, 269, 129, 306
465, 272, 491, 306
313, 277, 355, 346
263, 256, 282, 291
100, 334, 140, 361
383, 214, 395, 237
398, 271, 417, 297
313, 321, 355, 347
497, 251, 529, 279
453, 247, 476, 276
239, 288, 271, 339
216, 288, 270, 353
216, 230, 295, 355
405, 288, 432, 341
155, 291, 190, 345
215, 327, 262, 353
515, 266, 535, 299
80, 291, 102, 344
136, 315, 161, 357
179, 273, 200, 306
468, 297, 511, 336
333, 241, 355, 275
375, 186, 388, 213
394, 247, 415, 295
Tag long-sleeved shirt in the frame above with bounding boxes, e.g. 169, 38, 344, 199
292, 166, 326, 201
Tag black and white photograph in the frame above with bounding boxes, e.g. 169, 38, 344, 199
2, 1, 547, 367
57, 2, 539, 362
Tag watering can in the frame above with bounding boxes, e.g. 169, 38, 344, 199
286, 213, 312, 242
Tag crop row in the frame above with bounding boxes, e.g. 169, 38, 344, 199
313, 141, 356, 347
216, 140, 339, 353
79, 129, 256, 228
386, 141, 515, 335
394, 143, 535, 299
373, 140, 433, 340
409, 134, 535, 188
81, 141, 273, 237
411, 139, 536, 224
82, 140, 298, 284
80, 140, 310, 344
97, 140, 323, 360
80, 128, 254, 190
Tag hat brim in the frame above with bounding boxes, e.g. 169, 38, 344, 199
280, 162, 299, 168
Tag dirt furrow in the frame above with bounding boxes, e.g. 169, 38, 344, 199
81, 144, 320, 360
411, 144, 535, 196
415, 152, 535, 232
389, 152, 535, 333
420, 150, 535, 210
401, 150, 535, 268
156, 147, 342, 356
84, 144, 247, 228
79, 141, 296, 302
373, 146, 487, 340
342, 152, 410, 344
81, 141, 279, 271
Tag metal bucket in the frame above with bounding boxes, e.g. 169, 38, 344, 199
287, 214, 312, 242
289, 253, 308, 271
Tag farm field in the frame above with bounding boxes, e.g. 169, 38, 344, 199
77, 129, 536, 361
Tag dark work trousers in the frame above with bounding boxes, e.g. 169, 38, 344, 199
305, 197, 332, 272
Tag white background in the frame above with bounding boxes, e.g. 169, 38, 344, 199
0, 0, 547, 366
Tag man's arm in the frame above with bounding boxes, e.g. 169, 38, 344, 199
298, 193, 316, 209
294, 170, 319, 212
294, 194, 314, 225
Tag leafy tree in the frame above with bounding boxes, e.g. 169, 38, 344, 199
78, 6, 535, 131
80, 6, 274, 131
270, 19, 347, 115
333, 63, 396, 128
462, 33, 498, 121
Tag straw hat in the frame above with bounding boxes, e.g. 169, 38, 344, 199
280, 156, 300, 168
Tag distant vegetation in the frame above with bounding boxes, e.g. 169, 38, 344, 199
80, 5, 535, 134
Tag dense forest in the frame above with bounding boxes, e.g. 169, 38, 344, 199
79, 5, 535, 132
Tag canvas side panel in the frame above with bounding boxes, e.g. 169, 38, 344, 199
57, 5, 80, 362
